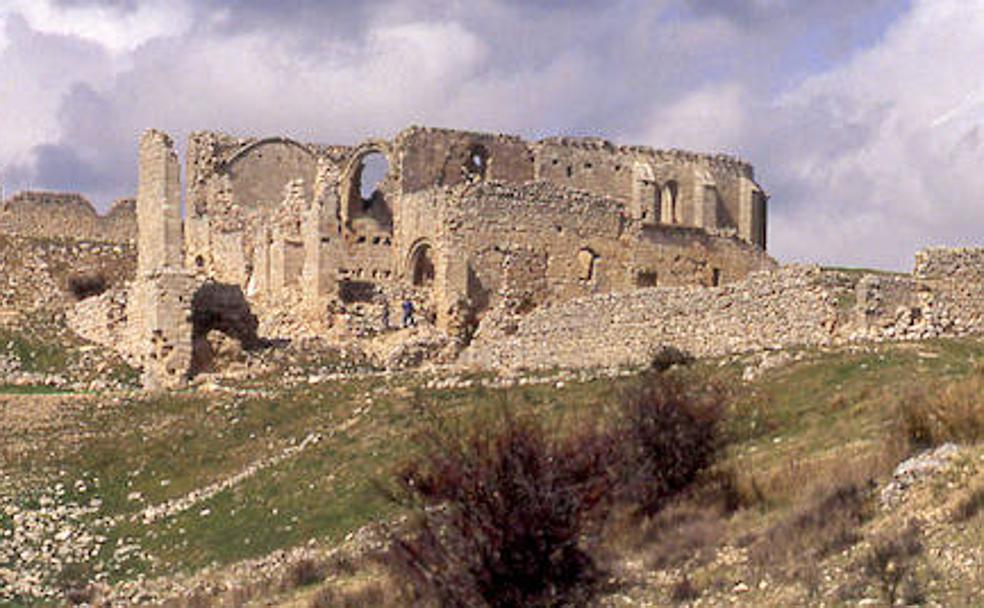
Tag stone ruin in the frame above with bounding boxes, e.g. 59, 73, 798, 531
0, 191, 135, 243
4, 124, 982, 388
87, 124, 773, 387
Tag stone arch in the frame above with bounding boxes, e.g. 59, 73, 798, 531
221, 138, 318, 216
340, 141, 397, 230
224, 136, 315, 167
189, 282, 263, 376
407, 239, 436, 287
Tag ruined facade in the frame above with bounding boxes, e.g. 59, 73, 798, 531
89, 125, 776, 385
178, 126, 773, 337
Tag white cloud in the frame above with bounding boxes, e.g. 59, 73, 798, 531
642, 82, 749, 153
765, 0, 984, 269
0, 0, 192, 54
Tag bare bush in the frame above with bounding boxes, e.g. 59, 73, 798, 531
616, 375, 724, 517
384, 406, 617, 607
863, 521, 924, 606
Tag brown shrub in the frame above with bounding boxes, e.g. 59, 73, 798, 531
384, 376, 726, 606
384, 405, 617, 608
615, 375, 724, 517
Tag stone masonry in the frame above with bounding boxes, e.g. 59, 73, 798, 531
0, 191, 135, 243
24, 124, 981, 385
127, 130, 196, 389
462, 251, 984, 371
179, 125, 774, 342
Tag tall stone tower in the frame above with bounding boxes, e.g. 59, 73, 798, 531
129, 130, 196, 389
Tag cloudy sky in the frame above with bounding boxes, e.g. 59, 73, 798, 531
1, 0, 982, 269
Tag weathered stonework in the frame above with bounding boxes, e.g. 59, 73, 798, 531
175, 124, 774, 346
129, 130, 196, 389
914, 247, 984, 282
39, 123, 980, 385
0, 191, 135, 243
462, 249, 984, 371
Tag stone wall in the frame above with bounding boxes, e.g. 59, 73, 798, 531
423, 180, 776, 326
396, 126, 534, 193
914, 247, 984, 281
0, 235, 135, 314
0, 192, 136, 243
463, 266, 841, 370
463, 249, 984, 371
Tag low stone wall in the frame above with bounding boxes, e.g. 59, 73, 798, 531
462, 266, 844, 370
914, 247, 984, 281
0, 192, 136, 243
463, 253, 984, 371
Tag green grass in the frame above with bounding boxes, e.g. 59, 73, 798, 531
0, 384, 68, 394
822, 265, 905, 277
0, 327, 70, 373
1, 369, 631, 591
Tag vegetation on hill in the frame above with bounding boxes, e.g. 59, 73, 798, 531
0, 337, 981, 606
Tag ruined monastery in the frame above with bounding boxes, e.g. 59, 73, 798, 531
4, 125, 981, 389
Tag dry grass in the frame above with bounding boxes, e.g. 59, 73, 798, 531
308, 569, 418, 608
749, 482, 875, 582
897, 365, 984, 448
280, 556, 327, 590
732, 437, 906, 511
862, 520, 925, 606
952, 484, 984, 522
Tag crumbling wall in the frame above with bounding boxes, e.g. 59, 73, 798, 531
396, 126, 534, 193
422, 180, 774, 328
440, 181, 628, 316
129, 130, 196, 389
464, 266, 841, 370
184, 131, 341, 287
0, 192, 136, 243
630, 224, 776, 287
914, 247, 984, 282
464, 248, 984, 372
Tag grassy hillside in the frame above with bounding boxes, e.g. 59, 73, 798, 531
1, 337, 982, 606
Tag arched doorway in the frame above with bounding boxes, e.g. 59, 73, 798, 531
408, 242, 435, 287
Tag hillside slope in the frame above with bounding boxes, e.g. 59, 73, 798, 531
0, 336, 981, 606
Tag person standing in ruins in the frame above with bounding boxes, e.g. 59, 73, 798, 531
380, 297, 390, 330
402, 299, 415, 328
